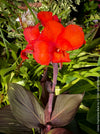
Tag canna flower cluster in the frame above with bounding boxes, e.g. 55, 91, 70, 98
21, 11, 85, 65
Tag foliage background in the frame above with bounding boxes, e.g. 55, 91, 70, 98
0, 0, 100, 134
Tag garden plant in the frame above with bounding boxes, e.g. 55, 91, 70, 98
0, 0, 100, 134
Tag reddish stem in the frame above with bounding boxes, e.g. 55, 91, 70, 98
46, 63, 58, 132
48, 63, 58, 113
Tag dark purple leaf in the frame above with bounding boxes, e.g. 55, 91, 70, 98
0, 106, 32, 134
47, 128, 73, 134
51, 94, 84, 127
8, 83, 45, 128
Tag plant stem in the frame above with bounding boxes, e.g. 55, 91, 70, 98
48, 63, 58, 113
46, 63, 58, 132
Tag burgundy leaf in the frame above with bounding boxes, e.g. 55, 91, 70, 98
0, 106, 32, 134
50, 94, 84, 127
8, 83, 45, 128
47, 128, 73, 134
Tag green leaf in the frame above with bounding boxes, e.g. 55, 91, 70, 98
75, 0, 80, 5
0, 106, 33, 134
34, 81, 42, 100
87, 101, 97, 124
8, 83, 45, 128
34, 65, 46, 76
79, 123, 98, 134
60, 78, 80, 94
68, 80, 97, 94
83, 37, 100, 52
50, 94, 84, 127
98, 56, 100, 67
84, 94, 99, 100
47, 128, 73, 134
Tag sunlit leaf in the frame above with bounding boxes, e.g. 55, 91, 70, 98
98, 56, 100, 67
51, 94, 84, 127
8, 83, 45, 128
67, 80, 97, 94
0, 106, 33, 134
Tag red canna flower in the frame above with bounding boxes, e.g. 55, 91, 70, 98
21, 11, 85, 65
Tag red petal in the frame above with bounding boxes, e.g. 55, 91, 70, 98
25, 41, 35, 50
37, 11, 60, 26
56, 36, 73, 51
52, 51, 71, 63
33, 40, 51, 65
20, 49, 29, 60
53, 15, 61, 22
23, 24, 40, 43
39, 20, 64, 43
20, 42, 35, 60
37, 11, 53, 26
62, 24, 85, 50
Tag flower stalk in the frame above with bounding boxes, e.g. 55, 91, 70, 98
46, 63, 58, 132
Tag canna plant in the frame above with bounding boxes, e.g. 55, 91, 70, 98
7, 11, 85, 134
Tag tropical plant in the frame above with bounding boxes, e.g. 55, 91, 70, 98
0, 0, 100, 134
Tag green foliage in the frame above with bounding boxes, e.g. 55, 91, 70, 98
0, 0, 100, 134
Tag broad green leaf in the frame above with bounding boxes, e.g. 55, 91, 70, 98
68, 80, 97, 94
87, 101, 97, 124
84, 94, 99, 100
50, 94, 84, 127
73, 75, 97, 89
0, 106, 33, 134
83, 37, 100, 52
47, 128, 73, 134
8, 83, 45, 128
79, 122, 98, 134
60, 78, 80, 94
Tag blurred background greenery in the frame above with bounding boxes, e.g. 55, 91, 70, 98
0, 0, 100, 134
